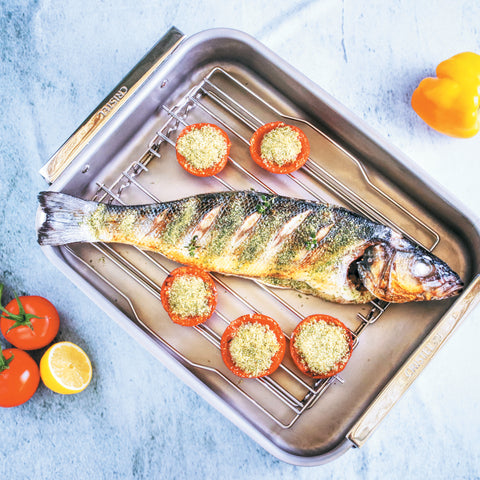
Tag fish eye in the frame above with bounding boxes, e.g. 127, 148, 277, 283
411, 258, 434, 278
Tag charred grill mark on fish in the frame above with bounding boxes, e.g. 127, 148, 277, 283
190, 205, 222, 244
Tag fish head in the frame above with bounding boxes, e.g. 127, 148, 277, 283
356, 241, 463, 303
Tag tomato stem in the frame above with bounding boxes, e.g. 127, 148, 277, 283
0, 285, 41, 334
0, 345, 13, 373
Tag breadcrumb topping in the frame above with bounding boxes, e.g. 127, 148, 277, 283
294, 320, 349, 375
177, 125, 227, 170
168, 274, 211, 318
260, 126, 302, 166
229, 322, 280, 376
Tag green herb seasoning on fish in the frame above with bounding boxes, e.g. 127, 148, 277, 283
37, 190, 463, 304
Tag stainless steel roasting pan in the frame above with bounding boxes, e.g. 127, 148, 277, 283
37, 27, 480, 466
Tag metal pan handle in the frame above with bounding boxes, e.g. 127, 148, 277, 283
348, 274, 480, 447
39, 26, 185, 184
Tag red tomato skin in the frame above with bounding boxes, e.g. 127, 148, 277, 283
0, 296, 60, 350
0, 348, 40, 407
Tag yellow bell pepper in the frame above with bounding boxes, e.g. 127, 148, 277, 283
411, 52, 480, 138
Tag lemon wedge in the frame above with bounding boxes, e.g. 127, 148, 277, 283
40, 341, 92, 394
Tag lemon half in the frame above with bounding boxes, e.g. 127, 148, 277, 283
40, 341, 92, 394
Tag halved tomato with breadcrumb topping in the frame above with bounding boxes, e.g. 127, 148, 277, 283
160, 266, 217, 326
249, 121, 310, 174
221, 313, 286, 378
175, 123, 231, 177
290, 314, 353, 379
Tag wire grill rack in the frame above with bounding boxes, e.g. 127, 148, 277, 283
62, 66, 441, 429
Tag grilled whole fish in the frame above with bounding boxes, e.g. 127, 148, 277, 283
37, 190, 463, 304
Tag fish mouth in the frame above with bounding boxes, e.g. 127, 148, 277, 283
437, 278, 464, 298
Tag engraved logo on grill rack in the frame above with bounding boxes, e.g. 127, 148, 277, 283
98, 86, 128, 118
403, 333, 442, 379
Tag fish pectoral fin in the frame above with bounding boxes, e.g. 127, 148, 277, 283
356, 262, 375, 293
354, 255, 383, 294
355, 243, 394, 302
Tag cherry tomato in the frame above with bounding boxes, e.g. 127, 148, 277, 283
221, 313, 286, 378
249, 121, 310, 174
0, 285, 60, 350
175, 123, 231, 177
160, 266, 217, 326
0, 346, 40, 407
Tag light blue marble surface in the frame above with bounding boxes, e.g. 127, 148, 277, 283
1, 1, 479, 478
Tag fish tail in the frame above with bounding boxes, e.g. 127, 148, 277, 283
37, 191, 98, 246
